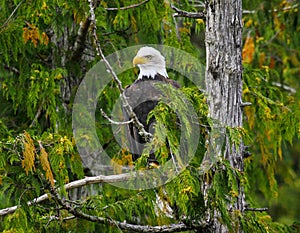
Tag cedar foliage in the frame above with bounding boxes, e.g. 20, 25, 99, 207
0, 0, 299, 232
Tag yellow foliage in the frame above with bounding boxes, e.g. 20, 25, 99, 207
180, 186, 192, 194
196, 19, 204, 25
22, 131, 36, 175
22, 23, 49, 47
111, 149, 134, 174
259, 52, 265, 67
242, 36, 255, 64
244, 106, 255, 129
39, 147, 55, 187
41, 32, 49, 46
244, 19, 253, 28
229, 190, 239, 198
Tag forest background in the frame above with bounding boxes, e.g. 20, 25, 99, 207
0, 0, 300, 232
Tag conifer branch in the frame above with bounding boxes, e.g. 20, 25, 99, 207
50, 186, 193, 233
0, 173, 140, 216
105, 0, 149, 11
88, 0, 153, 142
171, 4, 205, 19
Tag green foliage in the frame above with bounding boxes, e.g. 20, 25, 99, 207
242, 0, 300, 227
1, 0, 299, 232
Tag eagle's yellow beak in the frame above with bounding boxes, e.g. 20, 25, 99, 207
132, 56, 148, 67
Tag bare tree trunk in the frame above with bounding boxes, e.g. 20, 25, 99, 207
204, 0, 244, 232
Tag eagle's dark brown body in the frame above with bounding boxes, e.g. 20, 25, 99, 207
124, 74, 180, 162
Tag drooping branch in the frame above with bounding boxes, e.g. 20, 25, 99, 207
105, 0, 149, 11
171, 4, 205, 19
49, 186, 199, 233
0, 172, 139, 216
88, 0, 153, 142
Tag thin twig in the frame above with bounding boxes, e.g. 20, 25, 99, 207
105, 0, 149, 11
245, 207, 268, 212
171, 4, 205, 19
100, 108, 133, 125
272, 82, 296, 94
88, 0, 152, 142
30, 99, 45, 128
243, 3, 299, 14
0, 0, 23, 31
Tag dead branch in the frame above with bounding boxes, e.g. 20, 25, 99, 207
0, 172, 140, 217
0, 0, 23, 31
100, 108, 133, 125
171, 4, 205, 19
50, 186, 192, 233
271, 82, 296, 94
88, 0, 152, 142
243, 3, 299, 14
245, 207, 268, 212
105, 0, 149, 11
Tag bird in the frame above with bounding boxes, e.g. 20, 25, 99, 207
122, 46, 180, 164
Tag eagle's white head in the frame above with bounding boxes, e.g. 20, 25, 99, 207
132, 47, 168, 80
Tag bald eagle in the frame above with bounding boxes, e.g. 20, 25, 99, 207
123, 47, 180, 163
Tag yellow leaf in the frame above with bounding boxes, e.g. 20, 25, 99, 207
180, 186, 192, 194
242, 36, 255, 64
39, 147, 55, 187
22, 132, 36, 175
41, 32, 49, 46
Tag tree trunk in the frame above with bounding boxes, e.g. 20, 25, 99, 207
204, 0, 244, 232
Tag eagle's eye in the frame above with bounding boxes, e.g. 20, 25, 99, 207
144, 55, 153, 59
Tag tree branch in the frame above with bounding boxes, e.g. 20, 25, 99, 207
171, 4, 205, 19
105, 0, 149, 11
245, 207, 268, 212
50, 186, 192, 233
0, 0, 23, 31
243, 3, 299, 14
0, 172, 140, 216
271, 82, 296, 94
88, 0, 153, 142
100, 108, 133, 125
71, 18, 92, 62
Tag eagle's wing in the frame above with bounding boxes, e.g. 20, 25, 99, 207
123, 76, 180, 162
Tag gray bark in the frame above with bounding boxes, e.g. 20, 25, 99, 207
204, 0, 244, 232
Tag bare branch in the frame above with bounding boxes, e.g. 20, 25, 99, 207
100, 108, 133, 125
271, 82, 296, 94
88, 0, 153, 142
51, 186, 192, 233
4, 65, 20, 75
240, 102, 252, 107
30, 99, 45, 128
243, 3, 299, 14
0, 172, 140, 216
105, 0, 149, 11
245, 207, 268, 212
0, 0, 23, 31
171, 4, 205, 19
